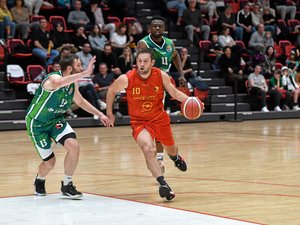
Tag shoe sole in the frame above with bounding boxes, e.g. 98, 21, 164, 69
61, 192, 83, 199
34, 191, 46, 196
159, 187, 175, 201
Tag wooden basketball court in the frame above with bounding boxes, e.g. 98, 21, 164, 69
1, 119, 300, 225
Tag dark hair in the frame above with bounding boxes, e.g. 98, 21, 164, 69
136, 48, 154, 60
14, 0, 24, 7
265, 45, 275, 59
59, 54, 79, 71
150, 16, 166, 25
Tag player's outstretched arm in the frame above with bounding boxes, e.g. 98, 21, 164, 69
45, 56, 96, 91
73, 83, 110, 127
106, 74, 129, 126
162, 71, 188, 103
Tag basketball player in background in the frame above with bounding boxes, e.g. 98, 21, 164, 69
137, 16, 186, 173
26, 55, 110, 199
106, 48, 188, 200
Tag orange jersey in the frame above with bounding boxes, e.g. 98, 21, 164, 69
126, 67, 164, 122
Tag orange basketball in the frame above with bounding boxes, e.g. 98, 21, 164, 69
181, 97, 203, 120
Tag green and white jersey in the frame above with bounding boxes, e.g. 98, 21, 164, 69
26, 71, 75, 123
140, 34, 174, 72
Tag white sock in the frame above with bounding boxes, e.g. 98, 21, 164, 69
37, 175, 45, 180
157, 152, 164, 160
63, 175, 72, 186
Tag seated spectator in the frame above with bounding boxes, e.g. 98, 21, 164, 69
110, 23, 133, 57
281, 66, 300, 110
209, 34, 223, 69
71, 26, 89, 50
183, 0, 210, 46
93, 62, 122, 117
271, 0, 296, 20
52, 22, 77, 53
261, 46, 276, 79
76, 42, 94, 71
117, 46, 133, 74
31, 18, 59, 66
0, 0, 15, 39
249, 23, 265, 54
170, 47, 208, 90
248, 65, 269, 112
251, 4, 263, 28
264, 30, 274, 47
217, 5, 243, 41
67, 0, 91, 30
87, 0, 116, 38
286, 51, 299, 77
218, 46, 246, 93
165, 0, 187, 26
199, 0, 218, 25
10, 0, 39, 40
218, 26, 236, 49
53, 46, 70, 64
269, 69, 292, 111
24, 0, 42, 16
256, 0, 275, 17
128, 23, 143, 56
88, 24, 108, 54
262, 7, 276, 34
237, 4, 255, 46
96, 43, 121, 76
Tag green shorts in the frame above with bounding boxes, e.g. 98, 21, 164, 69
26, 117, 75, 160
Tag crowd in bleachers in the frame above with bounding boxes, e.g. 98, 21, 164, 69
2, 0, 300, 117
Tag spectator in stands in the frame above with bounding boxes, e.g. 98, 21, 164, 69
71, 26, 89, 50
53, 46, 70, 64
88, 24, 108, 54
10, 0, 39, 40
261, 46, 276, 79
110, 23, 133, 57
209, 34, 223, 69
256, 0, 275, 17
24, 0, 42, 16
218, 46, 246, 93
217, 5, 242, 41
76, 42, 94, 72
182, 0, 210, 46
251, 4, 263, 28
128, 23, 143, 55
67, 0, 91, 30
249, 23, 265, 54
286, 51, 299, 76
262, 7, 276, 34
270, 0, 296, 20
0, 0, 15, 39
199, 0, 218, 25
87, 0, 116, 38
31, 18, 59, 66
269, 69, 291, 111
117, 46, 133, 74
52, 22, 77, 53
264, 30, 274, 47
218, 26, 236, 48
170, 47, 208, 91
96, 43, 121, 76
281, 66, 300, 110
165, 0, 187, 26
237, 4, 255, 46
248, 65, 269, 112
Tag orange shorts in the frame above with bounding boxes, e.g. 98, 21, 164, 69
131, 111, 175, 146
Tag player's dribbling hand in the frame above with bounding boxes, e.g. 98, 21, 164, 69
99, 113, 110, 127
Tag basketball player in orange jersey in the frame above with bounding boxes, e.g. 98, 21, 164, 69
106, 48, 188, 200
137, 16, 186, 173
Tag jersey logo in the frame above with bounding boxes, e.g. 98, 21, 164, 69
55, 122, 63, 129
142, 101, 153, 112
166, 45, 172, 53
59, 99, 68, 107
154, 86, 159, 93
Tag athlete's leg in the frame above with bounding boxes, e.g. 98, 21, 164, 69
163, 144, 187, 172
37, 156, 56, 177
156, 141, 165, 173
62, 137, 80, 177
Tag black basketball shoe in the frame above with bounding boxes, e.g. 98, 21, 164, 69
159, 184, 175, 201
34, 177, 46, 196
61, 181, 83, 199
170, 154, 187, 172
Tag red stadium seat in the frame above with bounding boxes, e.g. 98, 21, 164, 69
27, 65, 44, 82
49, 16, 73, 33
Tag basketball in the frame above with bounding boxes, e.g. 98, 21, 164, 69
181, 97, 203, 120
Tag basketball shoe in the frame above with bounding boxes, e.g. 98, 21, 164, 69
34, 177, 46, 196
170, 154, 187, 172
61, 181, 83, 199
159, 184, 175, 200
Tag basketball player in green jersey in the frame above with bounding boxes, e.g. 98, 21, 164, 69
26, 55, 110, 199
137, 16, 186, 173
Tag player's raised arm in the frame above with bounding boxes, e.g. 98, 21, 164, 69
106, 74, 129, 126
161, 70, 188, 103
